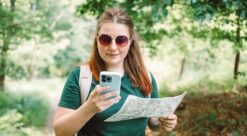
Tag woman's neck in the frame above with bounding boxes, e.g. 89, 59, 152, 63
106, 64, 125, 75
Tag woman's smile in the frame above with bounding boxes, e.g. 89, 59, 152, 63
106, 53, 119, 57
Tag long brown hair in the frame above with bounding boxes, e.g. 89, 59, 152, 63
89, 8, 152, 96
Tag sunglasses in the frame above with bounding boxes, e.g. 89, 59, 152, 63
98, 34, 130, 47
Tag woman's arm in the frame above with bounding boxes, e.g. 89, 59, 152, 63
53, 102, 95, 136
53, 85, 121, 136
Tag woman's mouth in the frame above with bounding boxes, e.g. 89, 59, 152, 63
107, 53, 119, 57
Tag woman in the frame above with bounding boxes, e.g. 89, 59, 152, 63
53, 8, 177, 136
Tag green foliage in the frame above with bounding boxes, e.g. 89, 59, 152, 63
188, 0, 247, 21
188, 0, 247, 45
0, 110, 27, 136
77, 0, 174, 56
0, 108, 46, 136
238, 71, 246, 79
0, 0, 53, 86
0, 5, 15, 34
159, 76, 238, 97
53, 47, 82, 76
17, 94, 49, 127
0, 91, 49, 127
186, 78, 236, 93
55, 21, 72, 31
5, 60, 26, 80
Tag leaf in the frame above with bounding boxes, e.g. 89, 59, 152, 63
162, 9, 168, 17
191, 0, 197, 4
165, 0, 174, 6
151, 6, 160, 23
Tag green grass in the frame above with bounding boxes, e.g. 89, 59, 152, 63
0, 91, 49, 136
158, 76, 244, 97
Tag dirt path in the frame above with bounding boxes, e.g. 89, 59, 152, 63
175, 90, 247, 135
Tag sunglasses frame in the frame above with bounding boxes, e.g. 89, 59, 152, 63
97, 34, 131, 47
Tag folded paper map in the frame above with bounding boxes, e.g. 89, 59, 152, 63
105, 92, 187, 122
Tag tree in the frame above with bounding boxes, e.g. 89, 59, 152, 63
76, 0, 174, 56
76, 0, 247, 81
0, 0, 52, 91
188, 0, 247, 79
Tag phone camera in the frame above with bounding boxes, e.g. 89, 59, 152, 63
106, 76, 112, 82
101, 75, 112, 83
102, 75, 106, 79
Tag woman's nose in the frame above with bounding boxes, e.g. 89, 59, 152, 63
109, 40, 118, 50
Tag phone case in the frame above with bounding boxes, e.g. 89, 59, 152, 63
99, 71, 122, 96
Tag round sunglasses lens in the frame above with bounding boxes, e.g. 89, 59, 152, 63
99, 34, 111, 46
116, 36, 128, 47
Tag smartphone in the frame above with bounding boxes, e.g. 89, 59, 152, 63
99, 71, 122, 97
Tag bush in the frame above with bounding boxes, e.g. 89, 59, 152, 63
0, 91, 49, 135
159, 76, 240, 97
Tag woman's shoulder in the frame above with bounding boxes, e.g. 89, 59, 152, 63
66, 66, 80, 82
71, 66, 80, 75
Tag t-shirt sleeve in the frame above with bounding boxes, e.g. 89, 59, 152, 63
58, 67, 81, 110
150, 72, 159, 98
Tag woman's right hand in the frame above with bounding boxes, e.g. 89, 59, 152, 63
85, 85, 121, 114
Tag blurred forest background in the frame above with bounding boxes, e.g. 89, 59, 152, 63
0, 0, 246, 136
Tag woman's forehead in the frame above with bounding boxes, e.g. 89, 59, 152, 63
99, 23, 130, 36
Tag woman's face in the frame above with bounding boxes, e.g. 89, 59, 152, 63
97, 22, 131, 68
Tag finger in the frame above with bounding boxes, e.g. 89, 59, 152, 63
167, 114, 177, 120
159, 117, 177, 123
100, 91, 119, 101
161, 122, 175, 128
102, 96, 121, 107
162, 125, 173, 132
90, 85, 101, 97
91, 85, 109, 96
97, 85, 110, 94
113, 95, 121, 103
160, 119, 177, 126
161, 122, 176, 131
159, 114, 177, 121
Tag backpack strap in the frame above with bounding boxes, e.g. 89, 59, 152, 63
79, 64, 92, 104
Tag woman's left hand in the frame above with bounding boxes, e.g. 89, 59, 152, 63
159, 114, 177, 132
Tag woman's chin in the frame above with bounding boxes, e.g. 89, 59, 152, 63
105, 59, 123, 66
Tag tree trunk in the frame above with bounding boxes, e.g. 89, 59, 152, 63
0, 33, 8, 91
10, 0, 16, 11
233, 51, 240, 80
233, 19, 241, 80
0, 0, 16, 91
0, 75, 4, 91
178, 57, 186, 80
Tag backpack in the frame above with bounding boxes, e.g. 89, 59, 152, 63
78, 64, 152, 104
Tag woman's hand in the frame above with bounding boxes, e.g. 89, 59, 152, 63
85, 85, 121, 114
159, 114, 177, 132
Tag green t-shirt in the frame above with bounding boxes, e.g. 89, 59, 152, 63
59, 67, 159, 136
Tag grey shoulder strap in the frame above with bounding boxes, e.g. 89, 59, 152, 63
79, 64, 92, 104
